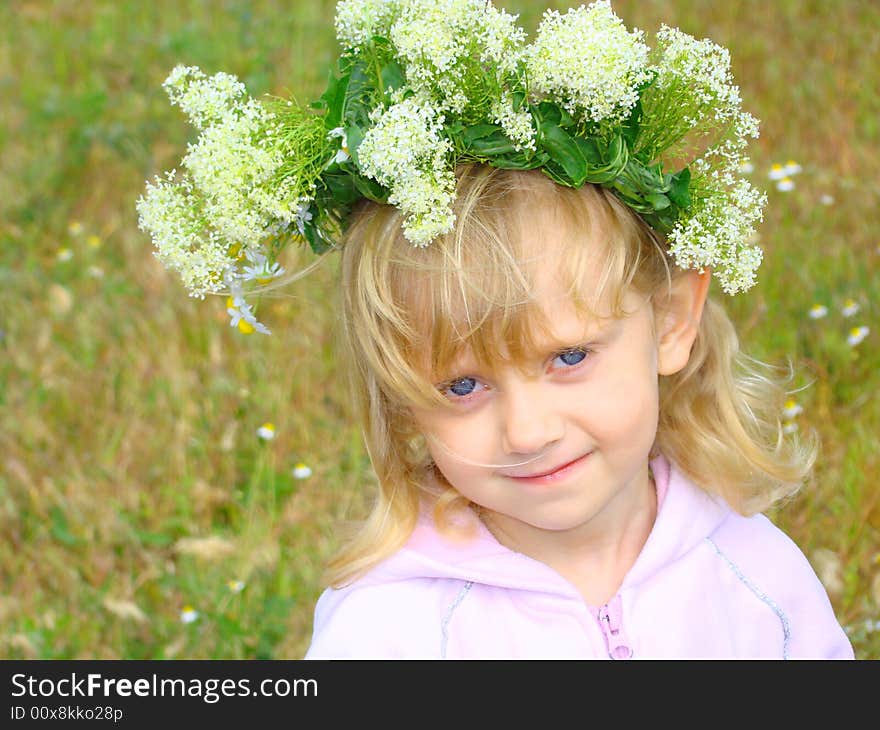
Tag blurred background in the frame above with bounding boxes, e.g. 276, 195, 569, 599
1, 0, 877, 659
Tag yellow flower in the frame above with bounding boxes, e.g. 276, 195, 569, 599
86, 234, 102, 248
68, 220, 83, 236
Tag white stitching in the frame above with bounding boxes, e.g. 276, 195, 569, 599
440, 581, 474, 658
706, 537, 791, 659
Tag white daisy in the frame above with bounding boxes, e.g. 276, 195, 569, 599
782, 399, 803, 419
776, 177, 795, 192
847, 326, 869, 346
180, 606, 199, 624
808, 304, 828, 319
292, 462, 313, 479
841, 299, 860, 317
768, 163, 787, 181
256, 423, 276, 440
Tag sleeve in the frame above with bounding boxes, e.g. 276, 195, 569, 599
303, 583, 442, 659
734, 515, 854, 659
778, 540, 854, 659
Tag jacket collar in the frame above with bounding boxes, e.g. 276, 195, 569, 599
359, 454, 731, 599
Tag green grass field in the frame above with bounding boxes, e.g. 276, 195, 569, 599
1, 0, 877, 659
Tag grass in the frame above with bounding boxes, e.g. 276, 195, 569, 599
1, 0, 878, 659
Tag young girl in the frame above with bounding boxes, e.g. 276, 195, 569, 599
136, 1, 854, 659
302, 163, 853, 660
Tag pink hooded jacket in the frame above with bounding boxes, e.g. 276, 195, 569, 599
305, 454, 854, 659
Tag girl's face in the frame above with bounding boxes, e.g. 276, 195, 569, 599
408, 223, 705, 546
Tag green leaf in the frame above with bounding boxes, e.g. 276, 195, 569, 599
540, 124, 587, 186
620, 98, 643, 149
316, 58, 351, 129
303, 221, 332, 255
667, 167, 692, 209
380, 60, 405, 97
572, 136, 602, 165
646, 193, 671, 211
461, 123, 504, 144
490, 151, 549, 170
350, 173, 388, 203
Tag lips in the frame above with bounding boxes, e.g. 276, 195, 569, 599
501, 452, 592, 480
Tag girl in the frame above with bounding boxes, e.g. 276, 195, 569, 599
136, 0, 854, 659
303, 163, 853, 659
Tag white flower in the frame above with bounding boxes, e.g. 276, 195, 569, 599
782, 422, 798, 434
782, 399, 803, 419
490, 92, 536, 152
163, 65, 247, 131
666, 179, 766, 295
226, 297, 271, 335
226, 580, 246, 593
388, 0, 526, 114
292, 463, 313, 479
256, 423, 276, 440
226, 276, 271, 335
335, 0, 403, 49
87, 265, 104, 278
357, 91, 456, 245
328, 126, 350, 164
776, 177, 795, 192
526, 1, 651, 124
782, 160, 802, 176
56, 247, 73, 262
841, 299, 860, 317
847, 326, 869, 346
768, 163, 787, 181
68, 220, 84, 236
241, 250, 284, 283
180, 606, 199, 624
820, 194, 834, 206
808, 304, 828, 319
738, 161, 754, 174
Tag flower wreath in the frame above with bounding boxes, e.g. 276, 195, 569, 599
137, 0, 766, 334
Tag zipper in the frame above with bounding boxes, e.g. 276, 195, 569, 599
597, 595, 632, 659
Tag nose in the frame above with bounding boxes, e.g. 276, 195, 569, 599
499, 379, 565, 456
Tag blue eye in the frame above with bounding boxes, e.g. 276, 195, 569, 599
446, 377, 478, 397
555, 348, 589, 367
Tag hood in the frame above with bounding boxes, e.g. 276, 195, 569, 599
355, 453, 732, 597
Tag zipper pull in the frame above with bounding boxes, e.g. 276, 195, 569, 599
597, 595, 633, 660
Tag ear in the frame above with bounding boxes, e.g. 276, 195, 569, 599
655, 268, 711, 376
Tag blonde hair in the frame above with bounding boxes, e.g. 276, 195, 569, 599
324, 163, 818, 588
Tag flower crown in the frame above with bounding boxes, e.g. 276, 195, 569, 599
137, 0, 766, 335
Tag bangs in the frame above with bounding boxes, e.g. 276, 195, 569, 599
341, 164, 669, 411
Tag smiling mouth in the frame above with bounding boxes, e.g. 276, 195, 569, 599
502, 452, 592, 480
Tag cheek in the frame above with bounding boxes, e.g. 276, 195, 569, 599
583, 360, 659, 438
